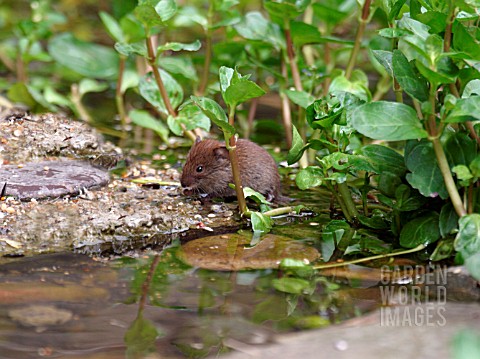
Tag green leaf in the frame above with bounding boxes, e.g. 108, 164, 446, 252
243, 187, 272, 205
284, 89, 315, 109
399, 211, 440, 248
357, 215, 389, 229
465, 253, 480, 282
321, 152, 375, 173
220, 67, 265, 108
279, 258, 314, 278
377, 28, 411, 38
372, 50, 394, 76
154, 0, 177, 22
134, 4, 164, 29
453, 21, 480, 60
7, 83, 55, 113
452, 329, 480, 359
430, 239, 455, 261
139, 70, 183, 115
121, 68, 140, 93
445, 96, 480, 122
358, 144, 406, 177
439, 203, 459, 238
453, 165, 473, 183
351, 101, 428, 141
287, 125, 306, 165
444, 132, 477, 167
394, 185, 427, 212
78, 78, 108, 98
470, 155, 480, 177
156, 40, 201, 53
124, 314, 160, 357
264, 0, 311, 22
454, 214, 480, 258
129, 109, 169, 142
250, 212, 273, 233
312, 1, 355, 25
296, 166, 323, 190
321, 220, 351, 261
48, 33, 119, 79
114, 42, 148, 57
135, 0, 177, 29
272, 277, 311, 294
233, 11, 285, 50
158, 56, 198, 81
405, 140, 448, 199
290, 21, 326, 46
219, 66, 235, 95
190, 96, 235, 136
329, 73, 370, 102
378, 172, 402, 197
175, 102, 211, 133
99, 11, 125, 43
380, 0, 407, 22
462, 79, 480, 98
392, 49, 428, 102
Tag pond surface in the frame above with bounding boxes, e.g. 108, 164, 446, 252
1, 166, 476, 358
0, 247, 383, 359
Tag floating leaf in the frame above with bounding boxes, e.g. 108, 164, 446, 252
272, 277, 311, 294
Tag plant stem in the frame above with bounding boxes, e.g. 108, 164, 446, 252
345, 0, 371, 80
313, 244, 426, 269
146, 36, 196, 142
432, 137, 466, 217
70, 84, 92, 122
337, 181, 359, 219
227, 108, 247, 215
284, 20, 303, 92
139, 255, 161, 311
197, 3, 213, 96
146, 36, 177, 117
245, 97, 258, 139
115, 55, 127, 131
302, 5, 315, 66
326, 182, 352, 222
427, 86, 466, 217
280, 59, 293, 148
262, 206, 294, 217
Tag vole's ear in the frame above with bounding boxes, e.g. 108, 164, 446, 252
213, 146, 229, 160
195, 136, 202, 144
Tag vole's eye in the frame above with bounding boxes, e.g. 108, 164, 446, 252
196, 165, 203, 173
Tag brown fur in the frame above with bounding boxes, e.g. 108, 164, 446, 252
180, 139, 282, 202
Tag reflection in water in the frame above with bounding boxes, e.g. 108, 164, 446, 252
0, 245, 381, 358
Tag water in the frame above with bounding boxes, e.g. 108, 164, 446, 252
0, 238, 382, 358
